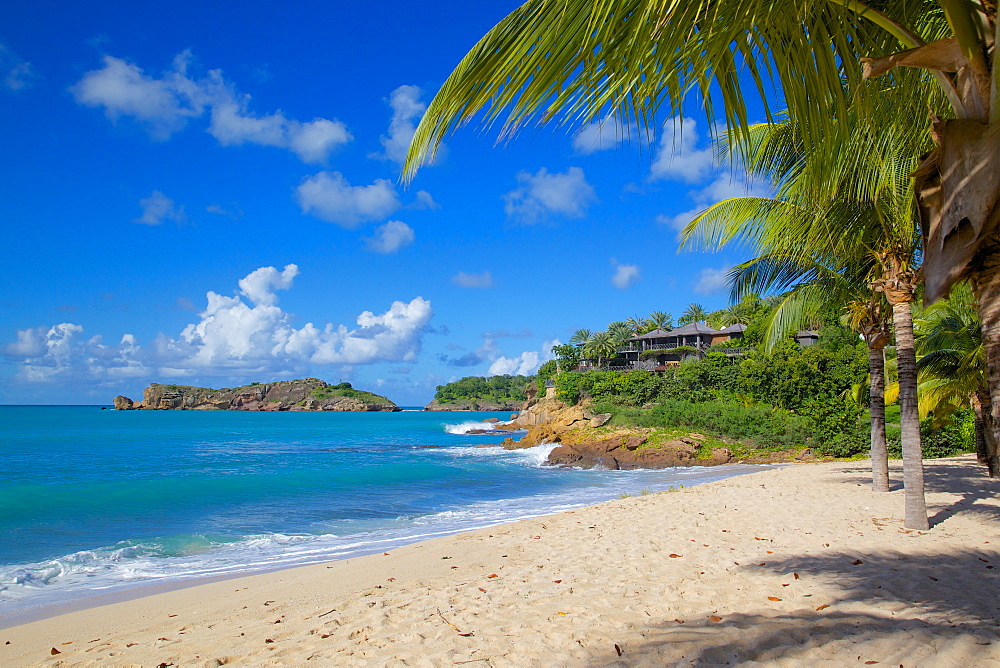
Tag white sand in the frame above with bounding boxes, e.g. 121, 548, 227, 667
2, 456, 999, 666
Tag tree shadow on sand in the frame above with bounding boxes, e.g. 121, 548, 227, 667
590, 547, 1000, 665
839, 459, 1000, 527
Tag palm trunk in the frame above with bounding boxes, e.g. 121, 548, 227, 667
891, 300, 929, 530
971, 392, 989, 464
970, 247, 1000, 479
869, 345, 889, 492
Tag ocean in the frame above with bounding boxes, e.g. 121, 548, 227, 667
0, 406, 770, 622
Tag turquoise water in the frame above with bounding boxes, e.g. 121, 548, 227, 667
0, 406, 769, 617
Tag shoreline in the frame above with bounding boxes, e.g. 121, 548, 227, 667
2, 456, 998, 665
0, 458, 772, 629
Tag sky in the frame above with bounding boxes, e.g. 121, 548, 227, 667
0, 1, 769, 406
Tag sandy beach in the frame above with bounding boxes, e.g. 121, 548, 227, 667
2, 456, 998, 666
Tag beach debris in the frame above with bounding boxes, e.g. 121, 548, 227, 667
157, 637, 170, 641
767, 597, 782, 601
265, 638, 274, 644
488, 574, 498, 578
552, 579, 562, 583
168, 614, 178, 617
864, 662, 878, 665
478, 587, 487, 592
816, 604, 831, 611
669, 554, 682, 558
127, 643, 138, 647
929, 576, 939, 581
442, 556, 452, 559
708, 615, 723, 623
273, 619, 282, 624
387, 577, 395, 582
673, 619, 685, 624
157, 663, 174, 667
5, 641, 10, 645
436, 608, 474, 637
264, 600, 275, 605
615, 643, 623, 656
793, 573, 800, 579
851, 559, 864, 565
321, 634, 330, 639
50, 647, 61, 655
383, 552, 389, 556
557, 612, 569, 615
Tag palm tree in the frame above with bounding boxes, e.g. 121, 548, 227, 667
915, 284, 997, 476
625, 315, 650, 335
607, 321, 635, 350
682, 115, 926, 520
402, 0, 1000, 504
584, 330, 615, 367
678, 304, 707, 325
569, 328, 593, 346
647, 311, 673, 332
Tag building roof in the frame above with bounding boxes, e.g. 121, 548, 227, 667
665, 322, 722, 337
796, 330, 820, 338
719, 323, 747, 334
628, 328, 674, 341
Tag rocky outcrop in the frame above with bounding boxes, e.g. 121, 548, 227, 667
547, 433, 735, 470
114, 379, 400, 412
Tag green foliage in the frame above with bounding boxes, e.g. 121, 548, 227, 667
886, 409, 976, 459
799, 397, 867, 457
249, 382, 261, 386
550, 343, 581, 371
639, 345, 698, 359
432, 375, 531, 406
310, 382, 387, 403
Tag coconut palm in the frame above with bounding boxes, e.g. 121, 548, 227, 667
402, 1, 1000, 520
569, 328, 593, 346
584, 330, 616, 367
625, 315, 650, 335
915, 284, 997, 475
647, 311, 673, 332
681, 113, 928, 521
678, 304, 707, 325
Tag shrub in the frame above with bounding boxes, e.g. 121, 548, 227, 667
886, 410, 976, 459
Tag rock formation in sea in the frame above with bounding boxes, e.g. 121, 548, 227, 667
113, 379, 400, 412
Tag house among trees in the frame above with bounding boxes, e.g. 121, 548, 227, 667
794, 330, 820, 347
610, 322, 749, 370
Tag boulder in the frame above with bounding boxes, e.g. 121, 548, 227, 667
113, 395, 133, 410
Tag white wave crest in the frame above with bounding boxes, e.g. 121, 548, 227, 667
444, 420, 503, 435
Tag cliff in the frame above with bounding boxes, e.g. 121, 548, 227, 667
114, 379, 400, 412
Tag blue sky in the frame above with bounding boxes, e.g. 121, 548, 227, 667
1, 1, 766, 405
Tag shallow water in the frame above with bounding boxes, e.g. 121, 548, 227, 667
0, 406, 770, 617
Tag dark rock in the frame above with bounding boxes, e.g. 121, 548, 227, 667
113, 395, 134, 410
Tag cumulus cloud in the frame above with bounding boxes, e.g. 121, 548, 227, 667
413, 190, 440, 210
365, 220, 414, 254
502, 167, 597, 223
452, 271, 494, 289
370, 85, 430, 165
71, 50, 351, 161
0, 44, 36, 91
649, 117, 716, 183
134, 190, 185, 225
4, 265, 434, 385
572, 116, 641, 154
659, 174, 771, 231
693, 266, 732, 295
296, 171, 400, 227
611, 261, 640, 289
487, 339, 559, 376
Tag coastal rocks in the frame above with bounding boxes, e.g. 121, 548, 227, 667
548, 434, 735, 470
121, 379, 400, 412
112, 396, 134, 410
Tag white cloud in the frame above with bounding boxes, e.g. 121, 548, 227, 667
0, 44, 36, 91
572, 116, 630, 154
4, 266, 434, 384
487, 339, 559, 376
238, 264, 299, 306
134, 190, 185, 225
71, 50, 350, 161
659, 174, 771, 231
611, 261, 640, 289
370, 85, 429, 165
296, 171, 400, 228
649, 117, 715, 183
413, 190, 440, 210
693, 266, 732, 295
502, 167, 597, 223
365, 220, 414, 254
452, 271, 494, 289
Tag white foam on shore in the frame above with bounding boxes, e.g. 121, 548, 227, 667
0, 455, 775, 618
443, 420, 502, 434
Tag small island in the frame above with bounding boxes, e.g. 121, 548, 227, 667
113, 378, 400, 412
424, 374, 533, 411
